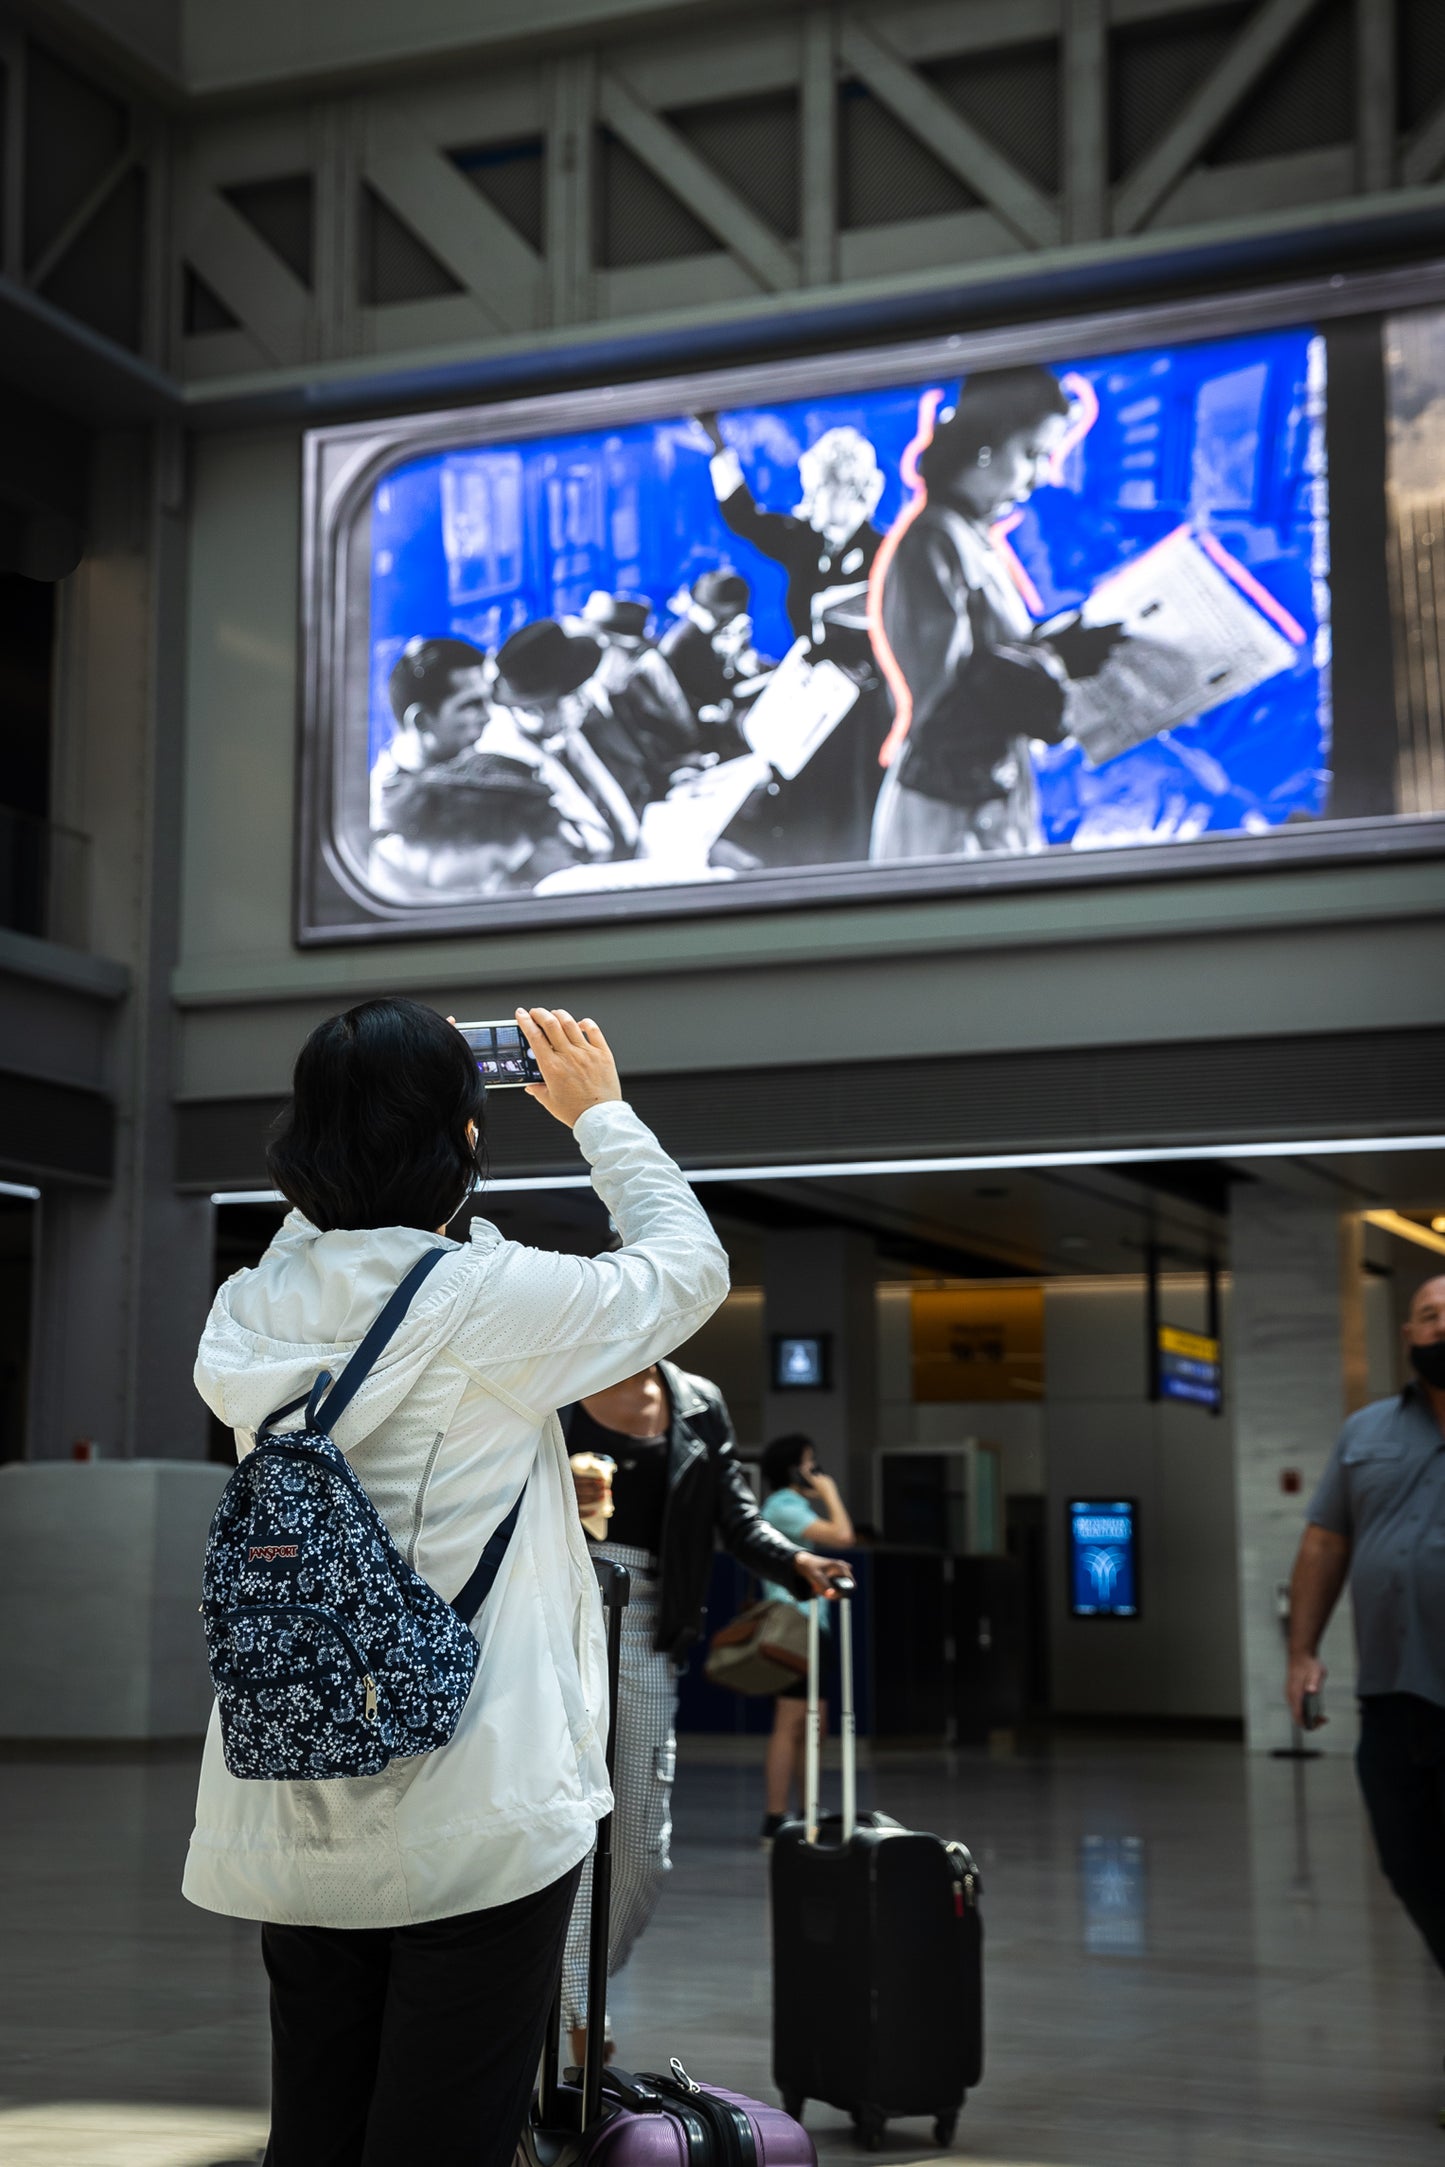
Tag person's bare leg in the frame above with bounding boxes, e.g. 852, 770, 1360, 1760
765, 1699, 806, 1816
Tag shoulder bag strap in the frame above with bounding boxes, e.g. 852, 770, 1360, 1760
307, 1246, 450, 1435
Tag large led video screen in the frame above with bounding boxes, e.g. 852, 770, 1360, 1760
298, 283, 1442, 942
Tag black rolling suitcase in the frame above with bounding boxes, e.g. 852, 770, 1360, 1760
769, 1591, 983, 2150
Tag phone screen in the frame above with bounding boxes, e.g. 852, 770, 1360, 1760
456, 1019, 542, 1088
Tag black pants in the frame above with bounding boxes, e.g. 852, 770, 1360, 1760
1356, 1693, 1445, 1976
260, 1861, 583, 2167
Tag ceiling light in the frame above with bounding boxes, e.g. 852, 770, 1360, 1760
1434, 1216, 1445, 1234
1362, 1210, 1445, 1258
209, 1133, 1445, 1208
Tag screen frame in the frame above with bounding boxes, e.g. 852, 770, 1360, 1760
770, 1333, 832, 1392
1066, 1495, 1142, 1622
298, 254, 1445, 947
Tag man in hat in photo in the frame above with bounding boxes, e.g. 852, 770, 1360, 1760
660, 570, 763, 734
480, 619, 655, 864
371, 635, 496, 835
577, 590, 704, 774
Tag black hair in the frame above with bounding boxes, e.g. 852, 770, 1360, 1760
388, 636, 489, 724
918, 365, 1070, 490
268, 998, 486, 1233
760, 1433, 814, 1496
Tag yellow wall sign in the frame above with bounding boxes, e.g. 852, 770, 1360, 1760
911, 1287, 1045, 1403
1157, 1325, 1220, 1364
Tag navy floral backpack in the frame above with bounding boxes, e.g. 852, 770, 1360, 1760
201, 1248, 526, 1781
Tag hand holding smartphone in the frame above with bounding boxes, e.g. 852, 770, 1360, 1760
454, 1008, 623, 1131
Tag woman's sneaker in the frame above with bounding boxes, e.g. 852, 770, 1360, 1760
759, 1812, 786, 1850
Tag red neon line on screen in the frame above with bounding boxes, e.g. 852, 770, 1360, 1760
868, 387, 944, 770
1196, 529, 1308, 645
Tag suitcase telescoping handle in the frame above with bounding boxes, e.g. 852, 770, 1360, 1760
803, 1577, 856, 1847
540, 1557, 631, 2137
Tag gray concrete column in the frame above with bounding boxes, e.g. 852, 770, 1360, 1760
26, 428, 213, 1460
761, 1226, 878, 1513
1231, 1184, 1361, 1753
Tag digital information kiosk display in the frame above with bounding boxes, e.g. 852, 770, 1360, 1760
771, 1335, 830, 1391
1068, 1499, 1140, 1618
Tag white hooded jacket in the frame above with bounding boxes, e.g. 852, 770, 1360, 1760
182, 1100, 729, 1929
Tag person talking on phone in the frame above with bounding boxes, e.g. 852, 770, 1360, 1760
1284, 1273, 1445, 1988
560, 1373, 851, 2071
756, 1435, 855, 1847
184, 999, 729, 2167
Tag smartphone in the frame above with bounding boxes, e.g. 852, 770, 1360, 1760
1301, 1689, 1323, 1731
455, 1018, 543, 1089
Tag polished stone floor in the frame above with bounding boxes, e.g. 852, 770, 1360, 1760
0, 1734, 1441, 2166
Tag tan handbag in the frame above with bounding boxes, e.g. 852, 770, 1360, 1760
704, 1597, 810, 1696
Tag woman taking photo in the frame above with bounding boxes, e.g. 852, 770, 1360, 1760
757, 1434, 855, 1846
184, 998, 729, 2167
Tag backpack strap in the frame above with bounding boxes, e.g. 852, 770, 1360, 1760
307, 1246, 449, 1435
256, 1247, 449, 1439
253, 1240, 520, 1625
450, 1481, 528, 1623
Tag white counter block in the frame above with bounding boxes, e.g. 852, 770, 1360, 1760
0, 1461, 228, 1738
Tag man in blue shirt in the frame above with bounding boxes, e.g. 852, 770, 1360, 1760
1285, 1273, 1445, 1973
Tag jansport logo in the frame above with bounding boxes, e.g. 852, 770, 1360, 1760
249, 1544, 299, 1562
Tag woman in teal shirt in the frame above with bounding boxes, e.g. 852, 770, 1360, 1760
758, 1434, 855, 1845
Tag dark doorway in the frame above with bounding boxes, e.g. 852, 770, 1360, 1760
0, 574, 57, 937
0, 1194, 37, 1461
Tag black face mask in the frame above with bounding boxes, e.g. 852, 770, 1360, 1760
1410, 1341, 1445, 1390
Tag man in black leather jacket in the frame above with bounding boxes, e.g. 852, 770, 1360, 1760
558, 1357, 849, 2065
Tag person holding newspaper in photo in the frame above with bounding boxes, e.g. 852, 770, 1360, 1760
185, 999, 730, 2167
560, 1374, 852, 2073
870, 365, 1127, 863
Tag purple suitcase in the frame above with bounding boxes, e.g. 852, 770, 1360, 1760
520, 1561, 816, 2167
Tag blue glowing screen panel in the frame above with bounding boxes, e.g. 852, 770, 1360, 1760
311, 315, 1336, 932
771, 1335, 830, 1391
1068, 1499, 1140, 1619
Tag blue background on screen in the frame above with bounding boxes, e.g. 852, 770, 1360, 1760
1069, 1500, 1139, 1617
366, 324, 1327, 847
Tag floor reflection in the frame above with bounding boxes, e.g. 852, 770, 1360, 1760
1079, 1834, 1148, 1957
0, 1734, 1441, 2165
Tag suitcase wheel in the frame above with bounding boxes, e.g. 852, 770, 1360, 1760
851, 2107, 886, 2150
933, 2113, 959, 2148
781, 2092, 806, 2125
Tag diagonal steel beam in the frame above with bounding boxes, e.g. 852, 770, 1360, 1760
1113, 0, 1322, 235
181, 186, 311, 367
598, 68, 798, 291
839, 12, 1060, 251
28, 143, 138, 292
366, 101, 541, 336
